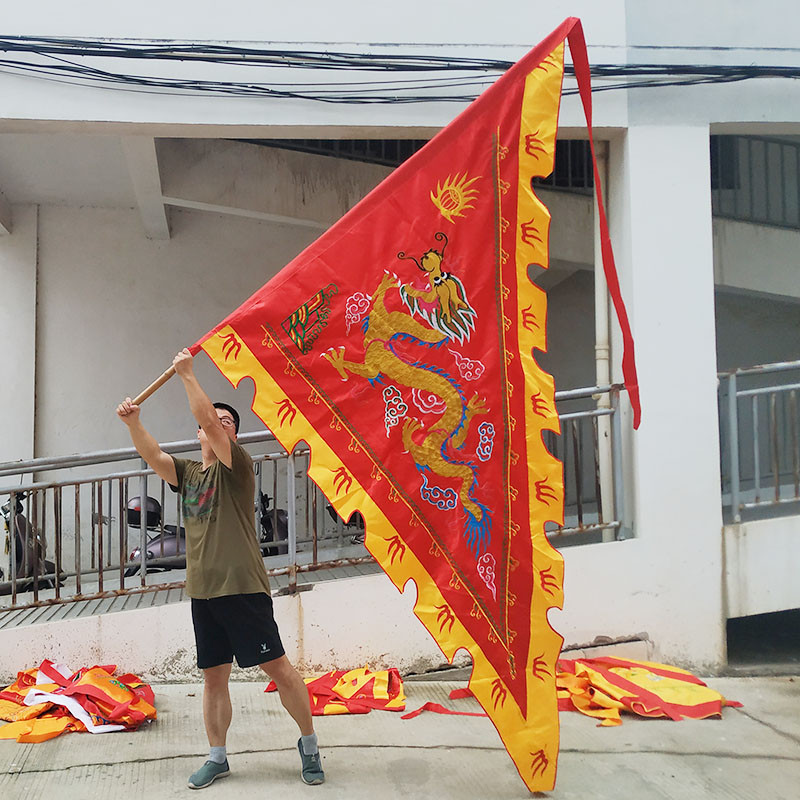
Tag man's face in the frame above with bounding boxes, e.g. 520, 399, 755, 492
198, 408, 237, 444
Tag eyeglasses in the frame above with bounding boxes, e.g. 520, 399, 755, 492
218, 417, 236, 428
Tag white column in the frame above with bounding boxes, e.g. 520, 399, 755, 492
0, 205, 38, 463
609, 125, 725, 667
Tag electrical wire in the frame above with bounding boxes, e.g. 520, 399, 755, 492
0, 36, 797, 103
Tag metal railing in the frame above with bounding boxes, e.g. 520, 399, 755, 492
251, 138, 594, 194
0, 385, 626, 612
711, 135, 800, 230
545, 385, 626, 541
720, 360, 800, 522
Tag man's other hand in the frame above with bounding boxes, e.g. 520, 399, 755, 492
173, 348, 195, 378
116, 398, 140, 426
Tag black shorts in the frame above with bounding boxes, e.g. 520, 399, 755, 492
191, 592, 286, 669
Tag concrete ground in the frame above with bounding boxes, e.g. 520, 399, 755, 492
1, 674, 798, 800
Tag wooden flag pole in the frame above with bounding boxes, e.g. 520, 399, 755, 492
132, 365, 176, 406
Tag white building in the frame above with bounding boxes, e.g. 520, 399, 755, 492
0, 1, 798, 678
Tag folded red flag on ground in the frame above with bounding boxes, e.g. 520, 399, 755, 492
266, 667, 406, 715
556, 657, 742, 726
404, 658, 741, 728
0, 660, 156, 743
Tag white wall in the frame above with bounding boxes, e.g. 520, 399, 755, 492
714, 219, 800, 301
607, 125, 726, 668
34, 205, 317, 456
0, 2, 626, 45
0, 206, 37, 463
0, 574, 458, 683
715, 290, 800, 372
724, 517, 800, 618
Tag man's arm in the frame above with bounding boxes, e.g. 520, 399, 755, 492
172, 348, 233, 469
116, 399, 178, 486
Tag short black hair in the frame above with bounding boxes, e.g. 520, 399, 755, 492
213, 402, 240, 433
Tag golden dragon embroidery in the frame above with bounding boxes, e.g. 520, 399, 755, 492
323, 247, 491, 551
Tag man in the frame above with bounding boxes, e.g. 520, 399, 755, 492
117, 348, 324, 790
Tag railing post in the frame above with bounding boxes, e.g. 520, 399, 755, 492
54, 486, 62, 600
728, 373, 741, 523
610, 388, 628, 540
9, 491, 18, 605
139, 464, 149, 587
95, 481, 104, 593
31, 489, 39, 602
286, 451, 297, 593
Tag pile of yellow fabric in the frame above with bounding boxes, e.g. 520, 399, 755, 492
0, 659, 156, 742
557, 657, 741, 726
266, 666, 406, 715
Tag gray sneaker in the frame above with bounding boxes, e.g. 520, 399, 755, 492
297, 739, 325, 785
188, 759, 230, 789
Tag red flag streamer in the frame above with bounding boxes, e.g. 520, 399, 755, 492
193, 18, 638, 791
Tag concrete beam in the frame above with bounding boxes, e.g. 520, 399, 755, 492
121, 136, 170, 240
161, 196, 330, 231
157, 138, 390, 230
0, 190, 11, 235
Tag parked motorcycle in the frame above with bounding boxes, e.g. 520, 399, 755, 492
1, 492, 62, 594
125, 496, 186, 577
259, 491, 289, 556
125, 492, 288, 575
325, 503, 366, 545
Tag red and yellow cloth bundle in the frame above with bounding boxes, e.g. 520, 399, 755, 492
0, 659, 156, 743
406, 657, 741, 728
556, 657, 742, 726
266, 667, 406, 715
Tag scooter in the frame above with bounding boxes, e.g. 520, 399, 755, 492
125, 496, 186, 577
0, 492, 62, 594
125, 492, 289, 575
325, 503, 366, 545
259, 491, 289, 555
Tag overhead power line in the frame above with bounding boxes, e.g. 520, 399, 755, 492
0, 36, 797, 103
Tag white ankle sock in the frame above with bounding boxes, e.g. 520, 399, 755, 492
208, 746, 227, 764
300, 732, 318, 755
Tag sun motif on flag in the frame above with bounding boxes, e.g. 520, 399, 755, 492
430, 173, 481, 223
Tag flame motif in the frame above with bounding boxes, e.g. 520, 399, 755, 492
535, 477, 558, 505
491, 678, 507, 709
531, 749, 549, 778
219, 332, 241, 361
539, 566, 558, 595
530, 391, 548, 417
435, 603, 456, 634
531, 654, 550, 680
521, 305, 539, 331
430, 173, 481, 223
332, 466, 353, 495
386, 534, 406, 564
276, 398, 296, 427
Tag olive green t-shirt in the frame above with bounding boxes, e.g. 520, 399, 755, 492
172, 441, 271, 599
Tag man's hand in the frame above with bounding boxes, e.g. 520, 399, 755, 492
116, 397, 141, 427
173, 348, 195, 379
